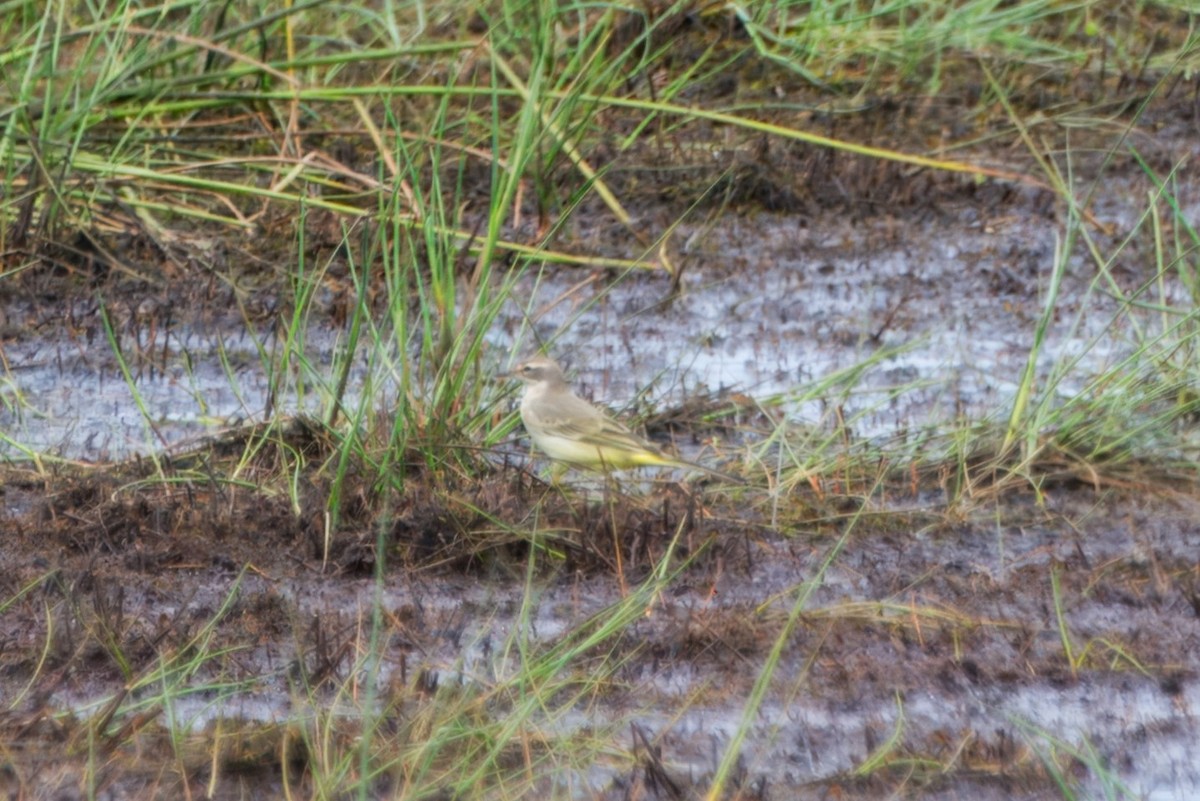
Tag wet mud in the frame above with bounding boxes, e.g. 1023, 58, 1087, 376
2, 453, 1199, 799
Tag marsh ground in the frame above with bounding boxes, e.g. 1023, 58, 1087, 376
3, 3, 1200, 799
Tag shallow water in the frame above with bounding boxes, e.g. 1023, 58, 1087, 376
1, 176, 1170, 462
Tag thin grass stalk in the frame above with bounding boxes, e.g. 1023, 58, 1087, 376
5, 574, 57, 711
97, 297, 168, 471
324, 219, 370, 430
705, 492, 862, 800
380, 180, 416, 478
1130, 148, 1200, 301
1002, 228, 1067, 456
351, 520, 393, 801
854, 693, 907, 775
321, 224, 381, 553
1050, 566, 1077, 680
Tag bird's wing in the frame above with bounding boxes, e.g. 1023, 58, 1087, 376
583, 417, 667, 456
536, 393, 608, 437
538, 395, 665, 456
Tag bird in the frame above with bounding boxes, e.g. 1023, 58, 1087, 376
502, 356, 744, 483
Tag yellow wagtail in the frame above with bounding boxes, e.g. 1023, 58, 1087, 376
502, 356, 744, 483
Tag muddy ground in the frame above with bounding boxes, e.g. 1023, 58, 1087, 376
3, 73, 1200, 801
3, 460, 1198, 799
